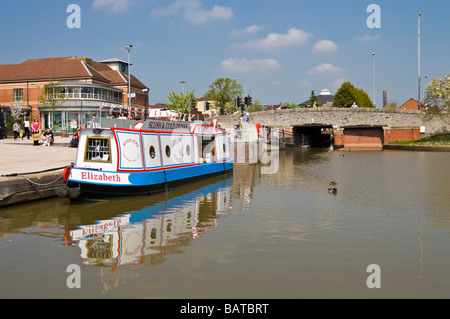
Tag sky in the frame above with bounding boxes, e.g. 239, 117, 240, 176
0, 0, 449, 106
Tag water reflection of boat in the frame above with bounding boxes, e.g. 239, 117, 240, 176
68, 177, 233, 269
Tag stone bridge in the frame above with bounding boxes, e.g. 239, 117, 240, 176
214, 107, 449, 149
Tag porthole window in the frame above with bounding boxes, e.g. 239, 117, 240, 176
186, 144, 191, 157
149, 145, 155, 159
223, 143, 226, 153
165, 145, 171, 158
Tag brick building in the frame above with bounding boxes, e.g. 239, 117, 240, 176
0, 56, 149, 134
399, 98, 426, 112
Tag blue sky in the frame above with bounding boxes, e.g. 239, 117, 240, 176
1, 0, 448, 106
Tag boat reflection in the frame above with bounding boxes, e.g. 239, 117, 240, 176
68, 178, 233, 269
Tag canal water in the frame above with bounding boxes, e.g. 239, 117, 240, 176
0, 148, 449, 299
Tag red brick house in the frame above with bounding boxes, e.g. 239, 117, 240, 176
0, 56, 149, 133
398, 98, 426, 112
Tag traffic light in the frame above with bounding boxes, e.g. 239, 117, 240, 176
205, 101, 210, 110
244, 96, 249, 106
191, 98, 196, 109
245, 95, 252, 106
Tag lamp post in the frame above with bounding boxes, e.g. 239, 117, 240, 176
418, 12, 422, 111
180, 81, 187, 119
142, 88, 149, 120
125, 44, 133, 111
372, 52, 376, 108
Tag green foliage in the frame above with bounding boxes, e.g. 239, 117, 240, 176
204, 78, 243, 111
390, 134, 450, 145
248, 98, 264, 112
424, 73, 450, 112
39, 78, 68, 128
166, 90, 195, 116
307, 90, 322, 107
333, 81, 374, 108
283, 102, 299, 109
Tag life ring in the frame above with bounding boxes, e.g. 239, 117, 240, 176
63, 166, 71, 182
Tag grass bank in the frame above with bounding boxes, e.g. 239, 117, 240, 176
389, 134, 450, 146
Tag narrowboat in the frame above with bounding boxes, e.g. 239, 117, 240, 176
58, 119, 233, 200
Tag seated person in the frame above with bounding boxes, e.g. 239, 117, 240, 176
41, 128, 54, 146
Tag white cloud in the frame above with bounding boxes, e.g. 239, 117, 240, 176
331, 77, 347, 89
242, 28, 312, 50
312, 40, 339, 54
93, 0, 135, 12
358, 34, 381, 42
307, 63, 343, 75
230, 25, 262, 37
151, 0, 233, 24
222, 57, 280, 73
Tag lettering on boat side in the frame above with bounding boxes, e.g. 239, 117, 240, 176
81, 172, 122, 182
66, 264, 81, 289
366, 264, 381, 288
180, 303, 269, 316
144, 120, 190, 132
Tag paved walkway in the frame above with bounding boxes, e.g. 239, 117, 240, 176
0, 135, 77, 176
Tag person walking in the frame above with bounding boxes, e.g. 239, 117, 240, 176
13, 121, 20, 140
23, 117, 30, 139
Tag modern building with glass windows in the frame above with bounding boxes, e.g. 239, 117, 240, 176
0, 56, 149, 134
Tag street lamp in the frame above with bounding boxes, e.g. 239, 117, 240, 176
125, 44, 133, 111
142, 88, 149, 120
372, 52, 376, 108
418, 12, 422, 111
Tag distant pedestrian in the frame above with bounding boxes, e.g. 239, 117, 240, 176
13, 122, 20, 140
23, 117, 30, 139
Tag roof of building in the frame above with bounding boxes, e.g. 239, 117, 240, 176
0, 56, 147, 89
399, 98, 426, 112
299, 89, 334, 106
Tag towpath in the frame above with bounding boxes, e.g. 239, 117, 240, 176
0, 136, 76, 176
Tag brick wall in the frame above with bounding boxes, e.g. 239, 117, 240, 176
343, 128, 384, 148
383, 127, 420, 144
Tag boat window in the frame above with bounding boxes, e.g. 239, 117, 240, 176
165, 145, 171, 158
84, 136, 111, 163
149, 145, 156, 159
223, 143, 226, 153
186, 144, 191, 157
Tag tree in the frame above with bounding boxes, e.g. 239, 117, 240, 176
166, 90, 195, 117
204, 78, 243, 111
307, 90, 322, 107
248, 98, 264, 112
39, 78, 68, 128
424, 73, 450, 112
333, 81, 374, 108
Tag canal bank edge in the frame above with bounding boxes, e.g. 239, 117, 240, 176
0, 169, 65, 207
383, 144, 450, 151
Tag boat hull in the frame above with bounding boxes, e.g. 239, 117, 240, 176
60, 161, 233, 200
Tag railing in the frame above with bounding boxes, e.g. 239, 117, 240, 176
47, 93, 121, 103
